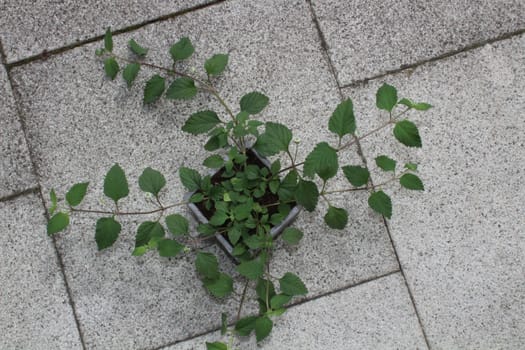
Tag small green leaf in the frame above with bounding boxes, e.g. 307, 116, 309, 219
49, 189, 57, 216
227, 227, 242, 245
279, 272, 308, 296
221, 313, 228, 335
104, 164, 129, 203
303, 142, 338, 181
135, 221, 165, 248
255, 316, 273, 342
204, 273, 233, 298
324, 206, 348, 229
196, 252, 219, 280
197, 223, 216, 236
209, 210, 228, 226
253, 122, 292, 156
399, 173, 424, 191
131, 245, 148, 256
393, 120, 422, 147
122, 63, 140, 87
281, 227, 303, 245
206, 342, 227, 350
376, 83, 398, 112
170, 37, 194, 61
128, 39, 148, 56
95, 217, 121, 250
138, 167, 166, 196
404, 162, 418, 171
95, 48, 104, 56
47, 212, 69, 236
240, 91, 269, 115
182, 110, 221, 135
270, 294, 292, 309
157, 239, 184, 257
104, 58, 119, 80
328, 98, 356, 137
104, 28, 113, 52
165, 214, 189, 236
66, 182, 89, 207
295, 180, 318, 212
179, 167, 201, 191
205, 54, 229, 76
398, 98, 432, 111
368, 191, 392, 219
342, 165, 369, 187
166, 77, 197, 100
375, 155, 396, 172
235, 316, 257, 336
203, 155, 224, 168
143, 74, 165, 104
236, 259, 264, 280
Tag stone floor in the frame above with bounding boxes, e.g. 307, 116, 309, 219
1, 1, 524, 349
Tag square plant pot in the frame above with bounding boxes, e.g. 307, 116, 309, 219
185, 149, 301, 264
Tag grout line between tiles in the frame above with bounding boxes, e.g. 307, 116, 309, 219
0, 187, 40, 203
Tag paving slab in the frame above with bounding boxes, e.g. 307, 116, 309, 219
311, 0, 525, 85
343, 34, 525, 348
10, 0, 398, 348
165, 273, 428, 349
0, 194, 82, 350
0, 65, 36, 198
0, 0, 217, 63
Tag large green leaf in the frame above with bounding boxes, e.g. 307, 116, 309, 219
253, 122, 292, 156
122, 63, 140, 87
279, 272, 308, 296
166, 77, 197, 100
399, 173, 424, 190
328, 98, 356, 137
138, 167, 166, 196
66, 182, 89, 207
104, 164, 129, 203
169, 37, 194, 61
165, 214, 189, 236
128, 39, 148, 56
195, 252, 219, 280
204, 273, 233, 298
135, 221, 165, 248
342, 165, 369, 187
255, 316, 273, 342
368, 190, 392, 219
281, 227, 303, 245
240, 91, 269, 115
157, 239, 184, 257
95, 217, 121, 250
376, 83, 397, 112
179, 167, 202, 191
205, 54, 229, 76
393, 120, 422, 147
143, 74, 165, 104
295, 180, 319, 212
104, 58, 119, 80
375, 155, 396, 172
203, 154, 224, 168
303, 142, 338, 180
182, 110, 221, 135
236, 259, 264, 280
324, 206, 348, 229
47, 212, 69, 236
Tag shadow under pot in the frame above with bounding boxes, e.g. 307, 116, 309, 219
185, 148, 301, 264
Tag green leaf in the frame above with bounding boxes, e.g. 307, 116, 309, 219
376, 83, 397, 112
95, 217, 121, 250
398, 98, 432, 111
204, 273, 233, 298
281, 227, 303, 245
404, 162, 418, 171
66, 182, 89, 207
256, 278, 276, 301
157, 239, 184, 257
253, 122, 292, 156
393, 120, 422, 147
205, 132, 228, 151
122, 63, 140, 88
342, 165, 369, 187
203, 155, 224, 168
324, 206, 348, 229
131, 245, 148, 256
236, 259, 264, 280
197, 223, 216, 236
205, 54, 229, 76
221, 313, 228, 335
206, 342, 227, 350
227, 227, 242, 245
328, 98, 356, 137
208, 210, 228, 226
182, 110, 221, 135
270, 294, 292, 309
196, 252, 219, 280
303, 142, 338, 181
47, 212, 69, 236
104, 28, 113, 52
95, 48, 104, 57
295, 180, 318, 212
166, 77, 197, 100
49, 189, 57, 216
399, 173, 424, 191
104, 164, 129, 203
240, 91, 269, 115
170, 37, 194, 61
368, 191, 392, 219
138, 167, 166, 196
279, 272, 308, 296
165, 214, 189, 236
143, 74, 165, 104
255, 316, 273, 342
104, 58, 119, 80
375, 155, 396, 172
179, 167, 201, 191
128, 39, 148, 56
135, 221, 165, 248
235, 316, 257, 336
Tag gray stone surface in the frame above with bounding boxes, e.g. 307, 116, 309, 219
0, 0, 216, 63
343, 35, 525, 349
166, 273, 428, 350
0, 194, 82, 350
312, 0, 525, 85
10, 0, 398, 348
0, 65, 35, 198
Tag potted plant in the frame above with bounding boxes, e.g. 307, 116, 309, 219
46, 29, 431, 349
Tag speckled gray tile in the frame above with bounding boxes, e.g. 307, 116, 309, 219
0, 0, 217, 63
0, 65, 35, 198
10, 0, 398, 348
311, 0, 525, 85
164, 273, 428, 350
343, 35, 525, 348
0, 194, 82, 350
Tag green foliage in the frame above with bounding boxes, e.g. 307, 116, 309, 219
254, 122, 292, 156
182, 110, 221, 135
165, 214, 189, 236
157, 239, 184, 257
399, 173, 424, 190
179, 167, 202, 191
398, 98, 432, 111
47, 212, 69, 236
376, 83, 397, 112
49, 189, 57, 216
95, 217, 121, 250
205, 54, 229, 76
203, 154, 225, 168
303, 142, 338, 181
143, 74, 165, 104
281, 227, 303, 245
324, 206, 348, 229
104, 28, 113, 52
342, 165, 369, 187
270, 294, 292, 309
240, 91, 269, 115
135, 221, 164, 248
128, 39, 148, 56
255, 316, 273, 342
123, 63, 140, 87
206, 342, 227, 350
368, 191, 392, 219
375, 155, 396, 172
204, 273, 233, 298
295, 180, 318, 212
279, 272, 307, 296
404, 162, 418, 171
104, 164, 129, 204
139, 167, 166, 196
170, 37, 194, 61
196, 252, 219, 280
237, 258, 264, 280
166, 77, 197, 100
235, 316, 257, 336
104, 58, 119, 80
393, 120, 422, 147
66, 182, 89, 207
329, 98, 356, 137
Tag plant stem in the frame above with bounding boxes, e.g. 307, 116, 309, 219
236, 279, 250, 322
69, 200, 188, 216
322, 172, 406, 195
